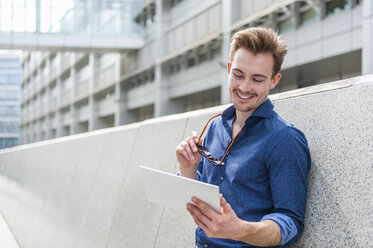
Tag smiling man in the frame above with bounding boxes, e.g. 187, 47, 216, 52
176, 27, 311, 247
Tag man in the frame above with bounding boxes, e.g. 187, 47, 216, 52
176, 27, 311, 247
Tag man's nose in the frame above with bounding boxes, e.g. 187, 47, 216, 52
239, 80, 253, 92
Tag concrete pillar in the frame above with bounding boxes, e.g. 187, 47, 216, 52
220, 0, 232, 105
88, 53, 96, 131
362, 0, 373, 75
70, 53, 78, 134
114, 54, 136, 126
154, 0, 165, 117
154, 0, 166, 117
35, 66, 42, 141
87, 53, 105, 130
55, 55, 63, 137
45, 55, 52, 139
36, 0, 41, 33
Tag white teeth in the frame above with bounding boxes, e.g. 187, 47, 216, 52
237, 93, 251, 99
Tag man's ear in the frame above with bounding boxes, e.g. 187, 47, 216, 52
270, 73, 281, 89
227, 62, 231, 74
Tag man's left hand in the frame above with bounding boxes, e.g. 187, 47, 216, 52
186, 194, 245, 240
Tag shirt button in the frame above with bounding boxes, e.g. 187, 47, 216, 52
220, 176, 224, 181
204, 244, 208, 248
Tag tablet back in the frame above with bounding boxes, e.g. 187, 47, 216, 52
140, 166, 221, 213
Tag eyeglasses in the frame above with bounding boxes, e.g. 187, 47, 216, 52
197, 114, 243, 167
196, 114, 223, 166
197, 144, 224, 166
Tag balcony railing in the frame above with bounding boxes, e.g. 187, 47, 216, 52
75, 79, 89, 99
127, 83, 155, 110
41, 74, 48, 88
50, 98, 57, 112
50, 68, 57, 82
61, 111, 71, 126
75, 53, 86, 63
61, 56, 71, 74
61, 89, 72, 107
77, 104, 89, 122
40, 102, 48, 116
50, 115, 57, 128
168, 59, 221, 98
97, 97, 116, 117
95, 64, 115, 90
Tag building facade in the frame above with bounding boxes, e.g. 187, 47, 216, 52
0, 53, 21, 149
20, 0, 368, 144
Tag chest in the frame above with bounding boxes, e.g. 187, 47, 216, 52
202, 129, 271, 186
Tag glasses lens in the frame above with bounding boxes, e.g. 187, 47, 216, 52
197, 144, 212, 157
207, 157, 224, 166
196, 144, 224, 166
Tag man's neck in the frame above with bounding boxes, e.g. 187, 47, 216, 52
232, 109, 254, 136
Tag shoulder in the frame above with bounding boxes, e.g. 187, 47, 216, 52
270, 112, 307, 141
264, 123, 311, 171
265, 113, 310, 156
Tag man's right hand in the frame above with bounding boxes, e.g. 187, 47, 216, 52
176, 130, 202, 179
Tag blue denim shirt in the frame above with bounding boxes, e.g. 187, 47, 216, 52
196, 98, 311, 248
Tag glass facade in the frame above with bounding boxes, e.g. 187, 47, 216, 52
0, 53, 21, 149
0, 0, 141, 36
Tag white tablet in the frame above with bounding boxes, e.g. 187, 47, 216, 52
140, 166, 221, 213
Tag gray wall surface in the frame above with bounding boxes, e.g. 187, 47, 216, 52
0, 75, 372, 247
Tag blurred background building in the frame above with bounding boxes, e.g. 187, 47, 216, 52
0, 52, 21, 149
1, 0, 368, 145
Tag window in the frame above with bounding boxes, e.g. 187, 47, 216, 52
0, 138, 19, 149
300, 8, 318, 25
326, 0, 349, 16
278, 17, 294, 33
170, 0, 185, 8
0, 74, 21, 84
0, 121, 20, 133
187, 56, 195, 68
0, 90, 20, 100
211, 46, 221, 59
0, 59, 20, 68
0, 106, 19, 116
198, 52, 208, 63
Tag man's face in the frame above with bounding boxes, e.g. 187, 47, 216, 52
228, 48, 281, 115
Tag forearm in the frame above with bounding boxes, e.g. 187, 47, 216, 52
179, 166, 198, 180
236, 219, 281, 247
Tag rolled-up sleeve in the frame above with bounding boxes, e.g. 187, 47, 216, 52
265, 126, 311, 246
261, 212, 298, 246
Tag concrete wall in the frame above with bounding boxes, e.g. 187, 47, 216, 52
0, 75, 372, 247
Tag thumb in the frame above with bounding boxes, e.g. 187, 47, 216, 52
220, 194, 230, 211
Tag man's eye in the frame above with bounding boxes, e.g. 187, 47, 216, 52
253, 78, 264, 83
233, 73, 244, 79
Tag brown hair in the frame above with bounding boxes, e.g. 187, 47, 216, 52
229, 27, 288, 78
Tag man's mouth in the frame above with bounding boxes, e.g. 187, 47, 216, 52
236, 92, 254, 101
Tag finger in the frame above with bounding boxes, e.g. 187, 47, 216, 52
192, 197, 217, 218
191, 130, 199, 143
187, 137, 198, 153
187, 206, 210, 232
187, 203, 213, 226
198, 137, 203, 146
220, 194, 231, 212
181, 141, 195, 160
176, 145, 190, 160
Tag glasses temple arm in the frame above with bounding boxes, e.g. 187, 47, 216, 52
198, 113, 222, 140
218, 128, 242, 166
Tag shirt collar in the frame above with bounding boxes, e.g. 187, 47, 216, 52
250, 98, 274, 119
222, 98, 274, 123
